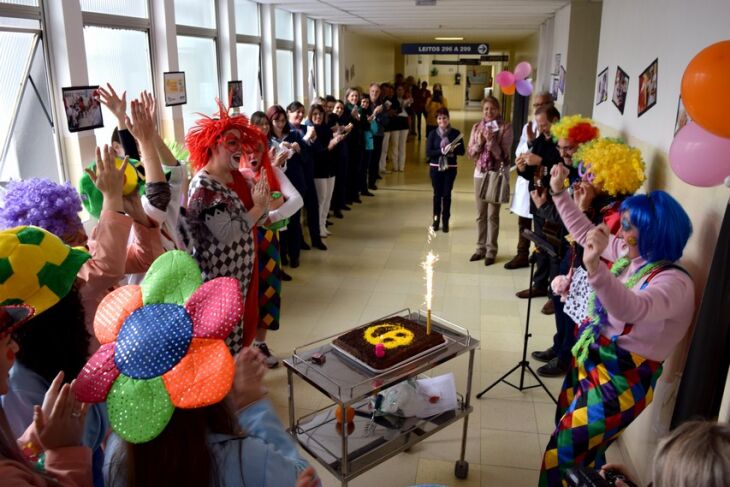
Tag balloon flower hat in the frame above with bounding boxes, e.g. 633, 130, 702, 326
73, 250, 244, 443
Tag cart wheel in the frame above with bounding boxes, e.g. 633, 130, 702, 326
454, 460, 469, 479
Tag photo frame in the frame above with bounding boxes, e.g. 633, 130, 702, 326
595, 67, 608, 105
227, 80, 243, 108
559, 66, 566, 94
612, 66, 629, 115
674, 95, 692, 135
163, 71, 187, 106
550, 78, 560, 101
553, 53, 561, 76
61, 85, 103, 133
637, 58, 658, 117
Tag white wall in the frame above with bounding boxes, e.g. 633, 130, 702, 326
590, 0, 730, 483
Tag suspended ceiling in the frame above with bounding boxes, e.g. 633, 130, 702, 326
257, 0, 573, 43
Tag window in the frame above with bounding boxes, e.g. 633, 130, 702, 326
236, 43, 261, 114
324, 52, 332, 96
324, 22, 332, 48
177, 35, 219, 132
306, 18, 315, 46
307, 49, 316, 95
174, 0, 215, 28
275, 49, 293, 107
84, 26, 153, 147
234, 0, 259, 36
0, 28, 58, 181
0, 0, 38, 6
274, 8, 292, 41
80, 0, 147, 18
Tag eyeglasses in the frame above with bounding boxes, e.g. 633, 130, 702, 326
557, 144, 576, 153
532, 102, 550, 108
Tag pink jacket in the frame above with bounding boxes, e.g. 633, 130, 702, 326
77, 210, 164, 341
554, 191, 695, 361
467, 119, 513, 172
0, 422, 92, 487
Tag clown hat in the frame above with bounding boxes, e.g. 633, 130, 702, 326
78, 157, 143, 219
0, 226, 90, 316
0, 304, 35, 339
73, 250, 244, 443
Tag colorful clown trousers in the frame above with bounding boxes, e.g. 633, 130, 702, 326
257, 227, 281, 331
539, 327, 662, 486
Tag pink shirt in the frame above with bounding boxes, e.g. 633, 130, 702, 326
77, 210, 164, 347
554, 191, 695, 362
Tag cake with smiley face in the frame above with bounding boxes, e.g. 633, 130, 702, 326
333, 316, 445, 371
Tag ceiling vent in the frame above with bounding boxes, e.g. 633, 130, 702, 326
415, 0, 437, 6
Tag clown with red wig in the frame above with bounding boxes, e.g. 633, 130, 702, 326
184, 102, 271, 354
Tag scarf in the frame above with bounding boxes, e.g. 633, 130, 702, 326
475, 118, 502, 173
572, 257, 665, 364
437, 126, 451, 169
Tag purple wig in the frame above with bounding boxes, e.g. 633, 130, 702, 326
0, 178, 83, 239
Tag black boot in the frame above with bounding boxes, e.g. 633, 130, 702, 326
432, 216, 440, 231
442, 219, 449, 233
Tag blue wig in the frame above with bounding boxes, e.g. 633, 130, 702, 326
620, 190, 692, 263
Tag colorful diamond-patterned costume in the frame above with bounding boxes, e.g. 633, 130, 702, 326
73, 250, 244, 443
539, 261, 677, 486
256, 227, 281, 331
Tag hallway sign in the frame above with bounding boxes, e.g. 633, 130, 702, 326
401, 43, 489, 55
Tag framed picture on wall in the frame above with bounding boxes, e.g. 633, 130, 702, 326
674, 95, 692, 135
227, 80, 243, 108
595, 67, 609, 105
553, 53, 561, 75
163, 71, 187, 106
637, 58, 658, 117
61, 85, 103, 133
551, 78, 560, 101
559, 66, 566, 94
612, 66, 629, 114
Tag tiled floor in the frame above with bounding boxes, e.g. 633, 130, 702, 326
264, 111, 625, 486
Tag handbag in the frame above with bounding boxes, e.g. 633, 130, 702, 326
479, 162, 510, 204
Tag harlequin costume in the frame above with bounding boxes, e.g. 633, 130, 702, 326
184, 103, 268, 353
539, 190, 695, 486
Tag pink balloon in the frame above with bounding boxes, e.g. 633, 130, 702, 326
515, 79, 533, 96
670, 121, 730, 187
495, 70, 515, 88
514, 61, 532, 80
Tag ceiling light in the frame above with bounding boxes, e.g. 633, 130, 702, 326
435, 37, 463, 41
416, 0, 437, 5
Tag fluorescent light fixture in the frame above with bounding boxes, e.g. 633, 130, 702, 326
416, 0, 437, 5
434, 37, 463, 41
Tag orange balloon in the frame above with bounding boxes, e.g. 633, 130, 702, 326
502, 84, 516, 96
681, 40, 730, 138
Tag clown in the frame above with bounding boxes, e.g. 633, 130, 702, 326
238, 126, 302, 368
539, 159, 694, 486
184, 101, 270, 355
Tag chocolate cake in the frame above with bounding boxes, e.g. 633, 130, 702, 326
333, 316, 445, 371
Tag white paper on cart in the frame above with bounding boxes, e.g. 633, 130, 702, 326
416, 373, 458, 418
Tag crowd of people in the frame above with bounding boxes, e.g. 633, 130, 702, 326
0, 69, 721, 487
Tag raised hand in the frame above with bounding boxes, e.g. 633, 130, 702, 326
526, 122, 536, 142
573, 181, 597, 212
97, 83, 127, 126
230, 347, 268, 411
87, 145, 126, 212
252, 169, 271, 208
35, 379, 88, 450
550, 163, 570, 194
123, 192, 152, 227
125, 98, 156, 143
584, 223, 609, 276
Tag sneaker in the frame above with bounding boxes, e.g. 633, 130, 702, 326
504, 254, 530, 270
537, 357, 568, 377
531, 347, 556, 363
255, 342, 280, 368
541, 300, 555, 315
515, 287, 548, 299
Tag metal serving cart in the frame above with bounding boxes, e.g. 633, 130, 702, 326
283, 309, 480, 486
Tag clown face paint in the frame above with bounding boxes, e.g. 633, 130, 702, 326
221, 129, 243, 169
0, 335, 19, 395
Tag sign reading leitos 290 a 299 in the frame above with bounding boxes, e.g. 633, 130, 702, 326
401, 43, 489, 55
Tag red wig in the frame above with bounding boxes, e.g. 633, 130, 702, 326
567, 122, 600, 146
185, 100, 269, 173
